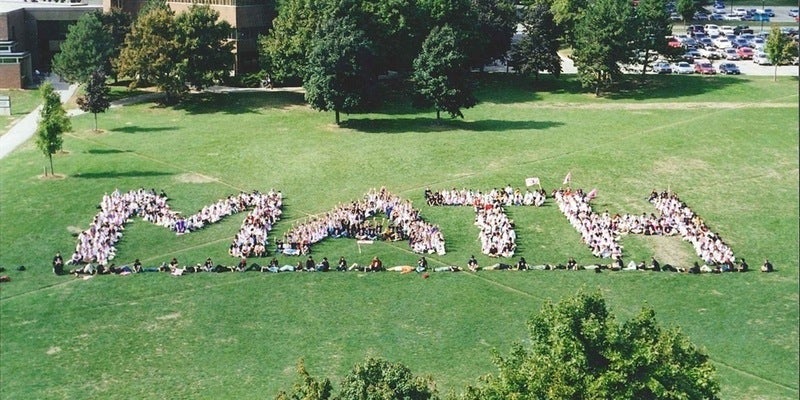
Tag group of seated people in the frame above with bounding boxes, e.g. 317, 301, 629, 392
281, 187, 446, 257
425, 186, 547, 258
68, 188, 283, 266
424, 186, 547, 208
553, 188, 737, 266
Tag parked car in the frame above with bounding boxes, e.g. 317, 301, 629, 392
753, 52, 770, 65
736, 46, 754, 59
763, 8, 774, 17
732, 38, 750, 48
673, 61, 695, 74
723, 48, 741, 60
698, 47, 721, 59
709, 13, 725, 20
713, 37, 732, 48
704, 24, 720, 36
788, 9, 798, 17
720, 26, 735, 36
718, 62, 741, 74
682, 49, 702, 61
653, 61, 673, 74
733, 25, 752, 35
667, 36, 682, 48
694, 62, 716, 74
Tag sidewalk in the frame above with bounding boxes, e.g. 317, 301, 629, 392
0, 77, 79, 160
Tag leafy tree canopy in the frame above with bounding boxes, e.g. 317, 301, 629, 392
460, 290, 720, 400
35, 83, 71, 175
52, 11, 114, 84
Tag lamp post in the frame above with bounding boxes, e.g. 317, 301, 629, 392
760, 0, 765, 32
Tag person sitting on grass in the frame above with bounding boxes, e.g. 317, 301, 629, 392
736, 258, 748, 272
53, 252, 64, 275
316, 257, 330, 272
761, 259, 773, 273
467, 255, 479, 272
516, 257, 528, 271
417, 257, 428, 273
337, 256, 347, 271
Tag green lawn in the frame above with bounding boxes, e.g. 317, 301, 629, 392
0, 89, 41, 134
0, 74, 797, 399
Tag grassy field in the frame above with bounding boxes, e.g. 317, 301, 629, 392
0, 89, 42, 134
0, 74, 797, 399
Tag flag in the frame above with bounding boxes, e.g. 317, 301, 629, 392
525, 177, 540, 187
587, 188, 598, 200
562, 172, 572, 185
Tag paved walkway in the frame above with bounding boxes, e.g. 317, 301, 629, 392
0, 77, 78, 160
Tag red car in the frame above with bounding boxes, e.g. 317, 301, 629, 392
694, 62, 716, 74
736, 46, 754, 59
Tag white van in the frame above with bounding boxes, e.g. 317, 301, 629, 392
704, 24, 720, 36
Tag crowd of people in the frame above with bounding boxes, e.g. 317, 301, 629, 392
68, 188, 283, 266
62, 186, 755, 277
280, 187, 446, 256
424, 186, 547, 258
554, 188, 736, 266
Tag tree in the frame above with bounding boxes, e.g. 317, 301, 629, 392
259, 0, 335, 85
175, 4, 234, 90
509, 0, 563, 80
336, 357, 437, 400
304, 16, 376, 125
116, 6, 184, 102
98, 9, 133, 82
77, 69, 111, 132
412, 25, 477, 119
35, 83, 71, 176
468, 0, 518, 68
52, 11, 114, 84
460, 290, 720, 400
632, 0, 673, 79
765, 26, 796, 82
676, 0, 695, 26
551, 0, 590, 46
275, 359, 333, 400
571, 0, 633, 95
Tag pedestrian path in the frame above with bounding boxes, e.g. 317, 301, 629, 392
0, 77, 78, 160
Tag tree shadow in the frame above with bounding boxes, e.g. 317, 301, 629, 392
111, 126, 177, 134
72, 171, 173, 179
341, 117, 564, 134
86, 149, 131, 154
604, 75, 742, 100
173, 91, 307, 115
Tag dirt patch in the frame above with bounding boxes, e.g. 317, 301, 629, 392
67, 226, 83, 235
648, 235, 695, 268
651, 157, 710, 177
37, 173, 66, 180
175, 173, 216, 184
156, 312, 181, 320
46, 346, 61, 355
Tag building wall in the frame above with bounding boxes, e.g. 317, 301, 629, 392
0, 63, 22, 88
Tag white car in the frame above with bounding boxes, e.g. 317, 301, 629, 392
698, 47, 721, 59
720, 26, 735, 35
788, 9, 799, 17
723, 48, 740, 60
673, 61, 695, 74
753, 52, 770, 65
704, 24, 720, 36
713, 37, 732, 48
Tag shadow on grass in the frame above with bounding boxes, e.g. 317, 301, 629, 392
473, 73, 748, 102
174, 91, 307, 115
604, 75, 743, 100
341, 117, 564, 134
86, 149, 131, 154
111, 126, 177, 134
73, 171, 172, 179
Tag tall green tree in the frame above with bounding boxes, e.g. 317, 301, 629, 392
35, 83, 71, 176
551, 0, 589, 46
175, 4, 234, 90
509, 0, 563, 79
676, 0, 695, 26
259, 0, 334, 85
275, 359, 333, 400
116, 6, 184, 102
765, 26, 796, 82
304, 16, 376, 125
98, 9, 133, 82
571, 0, 633, 95
336, 357, 437, 400
460, 290, 720, 400
412, 25, 476, 119
52, 11, 114, 84
469, 0, 518, 68
76, 69, 111, 132
632, 0, 673, 79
